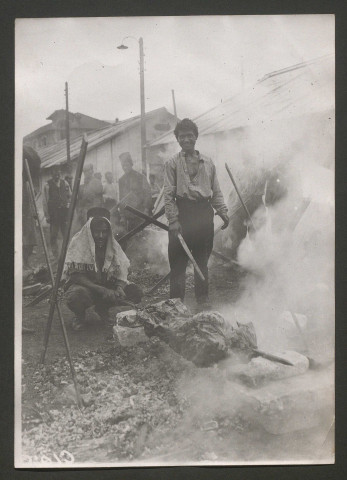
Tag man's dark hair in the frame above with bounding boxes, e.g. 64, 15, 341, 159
174, 118, 198, 140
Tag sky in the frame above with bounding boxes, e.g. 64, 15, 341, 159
15, 15, 334, 138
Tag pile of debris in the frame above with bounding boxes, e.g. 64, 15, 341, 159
113, 298, 334, 439
22, 298, 334, 463
115, 299, 259, 367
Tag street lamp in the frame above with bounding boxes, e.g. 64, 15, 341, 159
117, 36, 147, 177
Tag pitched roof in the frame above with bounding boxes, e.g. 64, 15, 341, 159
46, 110, 112, 129
149, 54, 334, 147
24, 111, 112, 141
38, 107, 173, 169
23, 122, 56, 140
46, 109, 74, 121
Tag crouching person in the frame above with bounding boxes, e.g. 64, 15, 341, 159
64, 207, 142, 331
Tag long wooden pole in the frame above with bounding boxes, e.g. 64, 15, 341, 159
24, 284, 53, 308
146, 271, 171, 295
117, 206, 165, 246
225, 163, 255, 230
139, 37, 147, 178
171, 89, 178, 120
153, 186, 165, 214
24, 160, 83, 408
211, 249, 239, 266
252, 348, 294, 366
146, 222, 236, 295
177, 233, 205, 281
30, 207, 167, 306
40, 136, 88, 364
125, 205, 169, 231
65, 82, 71, 165
124, 205, 205, 281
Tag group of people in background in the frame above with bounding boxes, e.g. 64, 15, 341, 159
42, 152, 158, 261
63, 118, 230, 329
23, 118, 296, 332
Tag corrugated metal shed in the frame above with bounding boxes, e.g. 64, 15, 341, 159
149, 54, 334, 147
38, 107, 169, 169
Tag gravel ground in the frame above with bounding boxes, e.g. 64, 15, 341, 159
21, 257, 253, 465
21, 248, 333, 466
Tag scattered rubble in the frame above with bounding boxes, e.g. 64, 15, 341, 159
21, 264, 333, 464
227, 350, 310, 388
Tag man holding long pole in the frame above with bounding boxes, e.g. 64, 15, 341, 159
163, 118, 229, 308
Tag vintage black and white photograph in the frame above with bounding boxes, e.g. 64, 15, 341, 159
15, 15, 335, 467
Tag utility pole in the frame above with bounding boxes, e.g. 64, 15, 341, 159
139, 37, 147, 177
65, 82, 71, 165
117, 36, 147, 177
171, 89, 178, 121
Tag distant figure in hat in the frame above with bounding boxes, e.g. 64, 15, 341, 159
43, 164, 72, 259
64, 207, 143, 331
118, 152, 152, 231
72, 163, 103, 235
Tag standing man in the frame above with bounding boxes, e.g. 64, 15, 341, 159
43, 165, 71, 259
164, 118, 229, 307
103, 171, 118, 210
118, 152, 152, 231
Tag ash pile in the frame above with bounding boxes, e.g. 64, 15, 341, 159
114, 299, 334, 437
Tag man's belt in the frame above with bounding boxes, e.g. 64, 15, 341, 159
176, 196, 211, 204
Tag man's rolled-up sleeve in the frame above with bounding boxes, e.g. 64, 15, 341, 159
164, 158, 179, 224
211, 164, 228, 215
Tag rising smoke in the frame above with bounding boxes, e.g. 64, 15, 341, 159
149, 109, 335, 464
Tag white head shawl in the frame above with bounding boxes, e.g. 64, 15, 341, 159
63, 217, 130, 283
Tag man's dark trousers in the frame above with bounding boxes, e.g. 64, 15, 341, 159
168, 198, 214, 301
